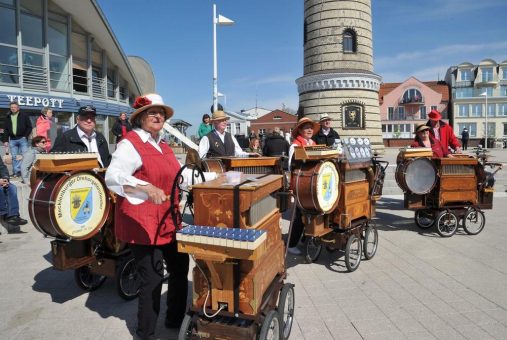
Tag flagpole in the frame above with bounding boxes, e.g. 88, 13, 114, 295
213, 3, 218, 112
485, 92, 488, 150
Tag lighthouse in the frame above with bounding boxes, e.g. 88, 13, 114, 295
296, 0, 383, 151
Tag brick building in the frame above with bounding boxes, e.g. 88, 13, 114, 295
249, 109, 297, 138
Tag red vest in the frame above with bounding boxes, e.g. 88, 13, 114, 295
292, 135, 316, 146
115, 132, 180, 245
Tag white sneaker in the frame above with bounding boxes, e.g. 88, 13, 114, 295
287, 247, 302, 255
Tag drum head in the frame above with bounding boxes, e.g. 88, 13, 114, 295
405, 158, 437, 194
315, 161, 340, 213
53, 172, 109, 239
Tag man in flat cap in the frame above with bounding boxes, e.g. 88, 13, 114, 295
312, 113, 340, 146
52, 106, 111, 167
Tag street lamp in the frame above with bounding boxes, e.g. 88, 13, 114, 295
480, 91, 488, 149
213, 4, 234, 112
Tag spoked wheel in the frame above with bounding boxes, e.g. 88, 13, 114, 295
436, 211, 458, 237
304, 237, 322, 264
259, 310, 282, 340
277, 284, 295, 340
462, 208, 486, 235
415, 209, 436, 229
74, 265, 106, 291
116, 257, 140, 300
363, 223, 378, 260
178, 313, 197, 340
345, 234, 362, 272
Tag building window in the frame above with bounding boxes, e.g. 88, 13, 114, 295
500, 86, 507, 96
481, 87, 493, 96
388, 107, 394, 120
259, 128, 266, 135
482, 67, 493, 82
499, 104, 507, 116
381, 124, 386, 132
273, 115, 282, 120
487, 104, 495, 117
401, 89, 423, 104
457, 104, 469, 117
397, 107, 405, 120
235, 123, 240, 134
431, 106, 437, 112
0, 45, 18, 84
343, 29, 356, 53
226, 124, 231, 134
471, 104, 482, 117
483, 122, 495, 138
504, 123, 507, 136
107, 66, 116, 98
458, 123, 477, 138
420, 106, 427, 119
460, 69, 472, 81
456, 87, 473, 98
20, 0, 43, 49
0, 5, 17, 46
503, 68, 507, 80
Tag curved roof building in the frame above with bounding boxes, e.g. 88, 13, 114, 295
0, 0, 150, 145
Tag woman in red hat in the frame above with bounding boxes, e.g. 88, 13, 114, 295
426, 109, 461, 153
105, 93, 189, 339
411, 123, 450, 158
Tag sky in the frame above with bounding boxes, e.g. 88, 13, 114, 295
97, 0, 507, 136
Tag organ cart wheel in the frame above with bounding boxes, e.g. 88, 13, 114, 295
277, 283, 295, 340
462, 207, 486, 235
178, 313, 197, 340
414, 209, 436, 229
363, 223, 378, 260
345, 235, 362, 272
116, 257, 140, 300
74, 265, 106, 291
259, 309, 282, 340
436, 211, 458, 237
304, 237, 322, 264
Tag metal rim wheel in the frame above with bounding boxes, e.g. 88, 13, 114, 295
74, 265, 106, 291
304, 237, 322, 264
345, 235, 362, 272
436, 211, 458, 237
415, 209, 436, 229
277, 284, 295, 340
116, 257, 140, 300
259, 309, 282, 340
363, 224, 378, 260
462, 208, 486, 235
177, 313, 196, 340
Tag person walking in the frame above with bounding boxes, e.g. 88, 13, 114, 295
36, 107, 56, 152
112, 112, 133, 143
105, 93, 189, 339
197, 114, 213, 139
461, 127, 469, 151
2, 101, 32, 177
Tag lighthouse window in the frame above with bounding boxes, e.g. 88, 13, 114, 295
343, 29, 356, 53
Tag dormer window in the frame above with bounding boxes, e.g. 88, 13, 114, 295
343, 29, 356, 53
402, 89, 423, 104
460, 69, 472, 81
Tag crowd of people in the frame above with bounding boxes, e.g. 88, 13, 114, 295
1, 97, 466, 339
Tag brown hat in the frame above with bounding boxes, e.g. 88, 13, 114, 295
414, 123, 430, 134
210, 110, 230, 121
428, 109, 442, 121
292, 117, 320, 139
130, 93, 174, 123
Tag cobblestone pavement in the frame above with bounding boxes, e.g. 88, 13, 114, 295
1, 195, 507, 339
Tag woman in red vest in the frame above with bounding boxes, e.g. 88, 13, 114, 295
105, 94, 188, 340
411, 123, 450, 158
287, 117, 320, 255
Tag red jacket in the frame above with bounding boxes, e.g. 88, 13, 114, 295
115, 132, 181, 245
410, 136, 449, 158
426, 120, 461, 152
36, 115, 53, 151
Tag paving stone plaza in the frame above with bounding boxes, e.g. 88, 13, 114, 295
1, 149, 506, 339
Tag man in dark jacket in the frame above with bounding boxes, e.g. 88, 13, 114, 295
0, 155, 27, 227
2, 102, 32, 177
263, 127, 290, 170
312, 113, 340, 146
52, 106, 111, 167
461, 128, 469, 151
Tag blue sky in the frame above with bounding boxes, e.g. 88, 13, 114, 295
97, 0, 507, 135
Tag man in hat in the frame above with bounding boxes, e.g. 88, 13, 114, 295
312, 113, 340, 146
426, 109, 461, 154
198, 110, 251, 158
52, 105, 111, 167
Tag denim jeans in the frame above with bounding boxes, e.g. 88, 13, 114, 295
0, 184, 19, 218
9, 137, 28, 175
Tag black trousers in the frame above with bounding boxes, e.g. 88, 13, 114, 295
130, 242, 189, 340
462, 139, 468, 150
288, 207, 304, 247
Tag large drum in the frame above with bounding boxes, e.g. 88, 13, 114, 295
396, 157, 437, 195
29, 171, 111, 240
293, 160, 340, 213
